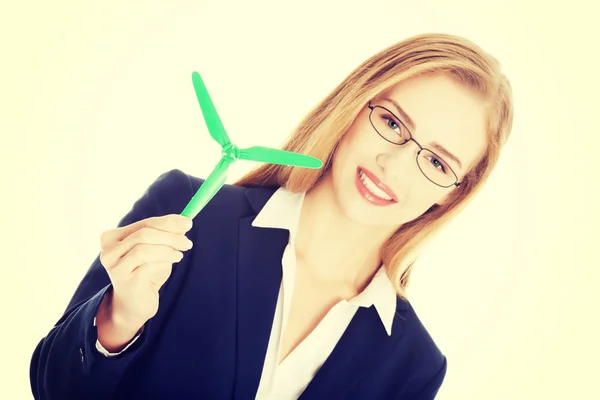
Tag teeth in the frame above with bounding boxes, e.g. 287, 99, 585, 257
359, 171, 393, 201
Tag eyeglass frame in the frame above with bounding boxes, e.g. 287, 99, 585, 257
366, 101, 462, 188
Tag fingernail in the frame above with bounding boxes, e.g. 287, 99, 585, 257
186, 240, 193, 249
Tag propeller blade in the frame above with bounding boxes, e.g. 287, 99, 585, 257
180, 158, 230, 219
191, 72, 231, 148
238, 146, 323, 169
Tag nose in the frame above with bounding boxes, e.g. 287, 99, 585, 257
376, 147, 420, 185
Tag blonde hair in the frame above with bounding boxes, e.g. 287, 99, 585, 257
235, 33, 514, 301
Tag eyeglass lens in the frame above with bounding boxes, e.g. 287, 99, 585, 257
370, 106, 457, 187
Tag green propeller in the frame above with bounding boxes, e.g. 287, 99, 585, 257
180, 71, 323, 219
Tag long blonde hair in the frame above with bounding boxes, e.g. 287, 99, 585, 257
235, 33, 514, 300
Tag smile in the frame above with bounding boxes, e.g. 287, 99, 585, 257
355, 167, 398, 206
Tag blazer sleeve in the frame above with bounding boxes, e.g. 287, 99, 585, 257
404, 356, 448, 400
29, 169, 194, 400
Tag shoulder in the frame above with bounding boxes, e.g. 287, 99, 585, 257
396, 298, 445, 360
389, 298, 448, 392
149, 168, 246, 201
146, 168, 278, 219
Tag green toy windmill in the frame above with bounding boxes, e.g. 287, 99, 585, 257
180, 72, 323, 219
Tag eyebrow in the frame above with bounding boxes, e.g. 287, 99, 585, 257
383, 97, 416, 132
382, 96, 463, 171
430, 142, 463, 170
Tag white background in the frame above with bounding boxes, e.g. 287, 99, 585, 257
1, 0, 598, 398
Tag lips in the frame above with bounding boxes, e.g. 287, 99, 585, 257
358, 167, 398, 202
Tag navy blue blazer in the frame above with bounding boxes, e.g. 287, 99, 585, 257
30, 169, 447, 399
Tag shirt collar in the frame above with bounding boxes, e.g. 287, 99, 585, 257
252, 187, 398, 336
348, 265, 398, 336
251, 186, 305, 238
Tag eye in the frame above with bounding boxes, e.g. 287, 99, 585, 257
386, 118, 399, 130
429, 156, 447, 173
381, 114, 407, 138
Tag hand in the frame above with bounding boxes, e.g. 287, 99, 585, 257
99, 214, 194, 328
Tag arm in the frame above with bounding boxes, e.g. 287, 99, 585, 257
29, 169, 193, 400
94, 311, 144, 357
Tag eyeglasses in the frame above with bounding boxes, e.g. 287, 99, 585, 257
367, 101, 461, 188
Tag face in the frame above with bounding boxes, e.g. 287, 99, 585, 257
325, 73, 488, 229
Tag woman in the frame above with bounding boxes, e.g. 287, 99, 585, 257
30, 33, 513, 399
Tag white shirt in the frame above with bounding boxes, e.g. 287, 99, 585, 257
95, 187, 398, 399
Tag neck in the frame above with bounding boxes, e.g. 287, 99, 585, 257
294, 175, 396, 292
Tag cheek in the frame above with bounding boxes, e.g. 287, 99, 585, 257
331, 131, 359, 174
402, 183, 455, 219
334, 125, 377, 166
403, 189, 442, 215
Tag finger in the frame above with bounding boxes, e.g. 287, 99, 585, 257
108, 244, 183, 281
101, 226, 193, 269
101, 214, 193, 249
100, 214, 193, 249
134, 262, 174, 289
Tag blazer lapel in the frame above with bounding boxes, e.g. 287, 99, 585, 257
233, 186, 289, 399
298, 303, 408, 398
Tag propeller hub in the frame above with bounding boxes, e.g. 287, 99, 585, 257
222, 143, 240, 162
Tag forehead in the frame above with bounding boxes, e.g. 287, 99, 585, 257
379, 73, 489, 172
